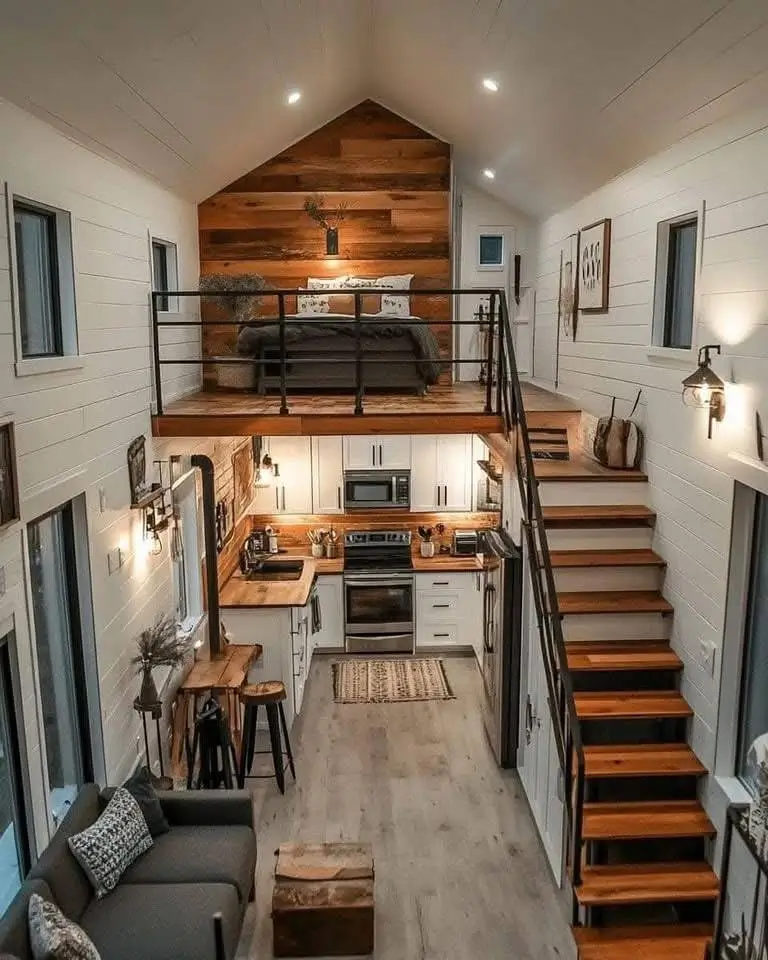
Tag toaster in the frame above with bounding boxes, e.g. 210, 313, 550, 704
452, 530, 479, 556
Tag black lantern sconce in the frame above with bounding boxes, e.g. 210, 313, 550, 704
252, 436, 280, 487
682, 344, 726, 439
325, 227, 339, 257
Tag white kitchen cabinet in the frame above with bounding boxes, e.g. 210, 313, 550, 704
250, 436, 313, 515
291, 603, 310, 716
344, 435, 411, 470
313, 575, 344, 650
415, 570, 483, 652
410, 435, 473, 512
311, 437, 344, 514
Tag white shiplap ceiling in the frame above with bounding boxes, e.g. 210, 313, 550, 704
0, 0, 766, 215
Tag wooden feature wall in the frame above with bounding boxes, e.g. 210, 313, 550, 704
198, 100, 451, 381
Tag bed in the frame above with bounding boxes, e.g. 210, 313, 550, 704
235, 314, 444, 395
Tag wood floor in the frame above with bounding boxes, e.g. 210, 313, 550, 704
236, 656, 576, 960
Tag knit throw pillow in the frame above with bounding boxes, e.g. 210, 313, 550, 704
27, 894, 101, 960
67, 787, 153, 898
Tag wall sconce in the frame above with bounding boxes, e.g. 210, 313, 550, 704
252, 437, 279, 487
144, 505, 164, 555
682, 344, 726, 439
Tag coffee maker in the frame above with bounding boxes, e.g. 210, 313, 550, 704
240, 530, 267, 573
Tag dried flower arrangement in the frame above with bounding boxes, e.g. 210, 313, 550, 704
198, 272, 268, 323
303, 193, 350, 231
132, 614, 189, 706
722, 915, 764, 960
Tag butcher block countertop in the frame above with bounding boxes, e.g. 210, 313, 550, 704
220, 561, 319, 609
412, 554, 484, 572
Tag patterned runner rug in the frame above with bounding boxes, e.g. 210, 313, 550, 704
332, 658, 455, 704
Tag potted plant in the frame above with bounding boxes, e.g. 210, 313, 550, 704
199, 272, 268, 389
303, 193, 349, 255
417, 526, 435, 558
132, 614, 189, 707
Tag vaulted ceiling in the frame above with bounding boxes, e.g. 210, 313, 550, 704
1, 0, 766, 215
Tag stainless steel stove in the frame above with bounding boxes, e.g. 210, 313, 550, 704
343, 531, 414, 654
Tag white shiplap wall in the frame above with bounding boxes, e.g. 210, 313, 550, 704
533, 104, 768, 838
0, 96, 199, 852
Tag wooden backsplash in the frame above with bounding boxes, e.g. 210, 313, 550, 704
198, 99, 452, 383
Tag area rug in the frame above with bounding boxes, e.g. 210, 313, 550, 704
332, 658, 455, 704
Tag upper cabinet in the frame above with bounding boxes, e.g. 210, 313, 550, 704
312, 437, 344, 514
343, 436, 411, 470
411, 435, 472, 512
250, 436, 313, 514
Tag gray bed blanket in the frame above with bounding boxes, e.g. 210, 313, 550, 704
236, 315, 444, 385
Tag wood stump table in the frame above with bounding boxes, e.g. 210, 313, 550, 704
272, 843, 374, 958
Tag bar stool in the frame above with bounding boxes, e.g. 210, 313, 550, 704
238, 681, 296, 794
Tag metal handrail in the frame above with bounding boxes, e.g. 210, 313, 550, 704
496, 291, 586, 910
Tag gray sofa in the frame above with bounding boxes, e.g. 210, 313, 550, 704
0, 784, 257, 960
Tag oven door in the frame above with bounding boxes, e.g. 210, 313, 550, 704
344, 472, 400, 510
344, 575, 414, 653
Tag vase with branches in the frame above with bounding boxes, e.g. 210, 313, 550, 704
132, 614, 189, 707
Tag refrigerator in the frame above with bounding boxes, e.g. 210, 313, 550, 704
479, 528, 523, 768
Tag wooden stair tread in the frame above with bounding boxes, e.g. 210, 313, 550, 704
534, 458, 647, 482
582, 800, 715, 840
575, 862, 719, 906
558, 591, 674, 615
567, 641, 682, 672
583, 744, 706, 778
551, 549, 666, 568
575, 924, 712, 960
542, 504, 656, 526
574, 690, 693, 720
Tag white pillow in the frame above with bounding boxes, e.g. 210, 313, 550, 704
377, 274, 414, 317
297, 277, 348, 314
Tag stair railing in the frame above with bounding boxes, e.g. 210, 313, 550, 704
496, 292, 586, 916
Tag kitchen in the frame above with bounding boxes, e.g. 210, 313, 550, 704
211, 432, 521, 766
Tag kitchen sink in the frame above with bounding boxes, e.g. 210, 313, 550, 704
239, 559, 304, 582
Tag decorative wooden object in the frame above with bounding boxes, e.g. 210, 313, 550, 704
272, 842, 374, 958
198, 99, 452, 383
231, 442, 254, 524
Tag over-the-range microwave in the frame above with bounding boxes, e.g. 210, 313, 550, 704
343, 470, 410, 510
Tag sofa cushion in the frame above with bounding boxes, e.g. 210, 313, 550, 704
0, 880, 53, 960
79, 884, 240, 960
29, 787, 101, 923
27, 893, 100, 960
117, 826, 255, 903
68, 789, 153, 899
101, 769, 169, 838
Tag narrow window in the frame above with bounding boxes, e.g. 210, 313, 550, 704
14, 203, 62, 357
151, 239, 178, 313
172, 473, 202, 628
0, 632, 30, 913
652, 213, 699, 350
478, 233, 504, 270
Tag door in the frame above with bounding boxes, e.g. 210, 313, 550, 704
28, 503, 94, 827
252, 437, 313, 514
437, 435, 472, 511
410, 436, 439, 510
0, 632, 30, 913
312, 437, 343, 514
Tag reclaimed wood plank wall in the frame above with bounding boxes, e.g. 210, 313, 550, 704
198, 99, 452, 383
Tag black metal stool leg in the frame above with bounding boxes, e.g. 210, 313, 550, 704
266, 704, 285, 795
278, 701, 296, 780
238, 704, 254, 788
246, 704, 258, 773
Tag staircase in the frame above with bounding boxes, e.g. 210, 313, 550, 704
534, 453, 717, 960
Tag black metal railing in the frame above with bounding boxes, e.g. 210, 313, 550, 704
496, 291, 585, 919
713, 804, 766, 960
150, 288, 508, 417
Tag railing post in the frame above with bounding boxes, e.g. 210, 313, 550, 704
278, 293, 288, 415
485, 292, 496, 414
354, 292, 364, 415
151, 292, 163, 416
711, 809, 735, 960
496, 292, 505, 416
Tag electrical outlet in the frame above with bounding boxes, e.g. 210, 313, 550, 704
136, 735, 142, 758
700, 638, 716, 677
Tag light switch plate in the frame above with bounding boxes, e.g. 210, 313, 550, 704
700, 638, 716, 677
107, 547, 124, 575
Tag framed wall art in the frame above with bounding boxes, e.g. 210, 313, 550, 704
0, 419, 20, 532
232, 442, 254, 523
578, 218, 611, 312
558, 233, 578, 340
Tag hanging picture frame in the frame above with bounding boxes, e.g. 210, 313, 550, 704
232, 442, 254, 524
0, 419, 20, 533
558, 233, 579, 340
578, 218, 611, 313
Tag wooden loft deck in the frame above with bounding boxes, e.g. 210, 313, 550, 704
151, 381, 576, 438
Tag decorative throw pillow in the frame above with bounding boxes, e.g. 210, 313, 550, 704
121, 766, 169, 837
27, 894, 101, 960
296, 291, 330, 314
378, 274, 414, 317
68, 787, 153, 898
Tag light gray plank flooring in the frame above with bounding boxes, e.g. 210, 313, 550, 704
239, 656, 576, 960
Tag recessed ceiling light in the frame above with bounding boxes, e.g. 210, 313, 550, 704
287, 90, 301, 105
483, 168, 496, 180
482, 78, 499, 93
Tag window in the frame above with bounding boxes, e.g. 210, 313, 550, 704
12, 198, 77, 361
28, 503, 93, 826
151, 239, 178, 313
478, 233, 505, 270
736, 491, 768, 788
0, 631, 30, 914
652, 212, 700, 351
172, 473, 202, 628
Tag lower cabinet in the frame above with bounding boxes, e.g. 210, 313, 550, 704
415, 571, 483, 655
313, 576, 345, 650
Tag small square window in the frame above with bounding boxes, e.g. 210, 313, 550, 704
652, 212, 699, 351
151, 239, 178, 312
12, 198, 76, 361
478, 234, 504, 270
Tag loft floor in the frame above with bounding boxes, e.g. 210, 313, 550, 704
237, 656, 575, 960
152, 380, 577, 437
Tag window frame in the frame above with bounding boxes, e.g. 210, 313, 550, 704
6, 186, 80, 374
648, 202, 705, 363
476, 231, 506, 272
171, 471, 203, 633
150, 236, 179, 313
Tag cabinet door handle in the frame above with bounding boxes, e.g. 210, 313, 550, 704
432, 603, 450, 608
275, 488, 279, 511
433, 633, 450, 638
372, 443, 376, 466
281, 486, 286, 511
444, 485, 448, 506
436, 485, 441, 506
337, 486, 341, 509
432, 581, 449, 586
378, 444, 383, 466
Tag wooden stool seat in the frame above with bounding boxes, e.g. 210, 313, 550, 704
240, 680, 286, 704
